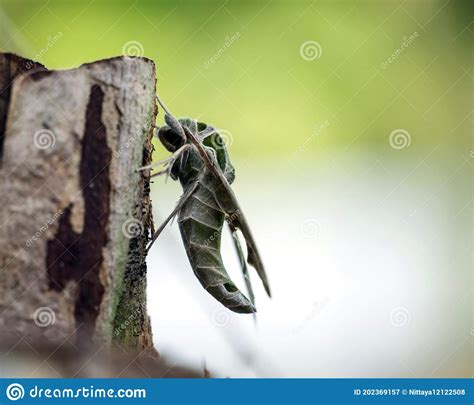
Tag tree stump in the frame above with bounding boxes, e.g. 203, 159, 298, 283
0, 53, 156, 352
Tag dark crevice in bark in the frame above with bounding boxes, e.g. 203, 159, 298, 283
46, 205, 80, 289
0, 54, 45, 164
76, 84, 111, 339
46, 84, 111, 342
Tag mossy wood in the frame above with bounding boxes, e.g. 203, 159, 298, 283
0, 53, 156, 351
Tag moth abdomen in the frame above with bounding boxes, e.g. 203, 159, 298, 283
178, 186, 255, 313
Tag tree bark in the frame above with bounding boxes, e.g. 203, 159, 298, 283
0, 53, 46, 164
0, 53, 156, 352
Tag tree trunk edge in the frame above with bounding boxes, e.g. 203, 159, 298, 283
0, 53, 157, 354
112, 85, 157, 352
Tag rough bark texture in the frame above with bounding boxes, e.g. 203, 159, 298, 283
0, 53, 156, 352
0, 53, 46, 164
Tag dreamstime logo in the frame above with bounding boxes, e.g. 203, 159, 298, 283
34, 307, 56, 327
114, 131, 141, 158
33, 129, 56, 150
288, 120, 330, 165
301, 219, 321, 239
202, 210, 240, 248
122, 40, 144, 58
114, 303, 146, 336
25, 32, 64, 69
203, 32, 240, 70
389, 129, 411, 150
300, 40, 322, 61
390, 306, 410, 327
26, 209, 63, 247
211, 308, 231, 327
211, 129, 233, 150
293, 297, 330, 334
122, 218, 144, 239
381, 32, 419, 70
6, 383, 25, 401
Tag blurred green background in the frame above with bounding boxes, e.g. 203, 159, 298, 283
0, 0, 471, 159
0, 0, 471, 377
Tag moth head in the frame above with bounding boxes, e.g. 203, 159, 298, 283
156, 117, 197, 152
156, 126, 184, 152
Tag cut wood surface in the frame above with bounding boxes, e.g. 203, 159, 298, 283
0, 53, 157, 352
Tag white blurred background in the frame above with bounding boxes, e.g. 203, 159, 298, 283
148, 146, 472, 378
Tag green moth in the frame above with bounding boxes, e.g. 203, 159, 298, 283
142, 94, 271, 314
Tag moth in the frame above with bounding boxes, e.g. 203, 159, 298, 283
141, 94, 271, 313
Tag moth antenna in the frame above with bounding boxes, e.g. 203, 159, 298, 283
155, 93, 186, 142
155, 93, 173, 117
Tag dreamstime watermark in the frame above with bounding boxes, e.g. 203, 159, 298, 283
114, 131, 141, 158
24, 32, 64, 70
26, 209, 63, 247
288, 120, 330, 164
210, 129, 233, 150
300, 40, 322, 61
202, 210, 240, 248
389, 129, 411, 149
203, 32, 241, 70
114, 303, 146, 336
293, 297, 330, 334
6, 383, 25, 401
122, 40, 144, 59
122, 218, 144, 239
33, 307, 56, 327
33, 129, 56, 150
402, 209, 417, 224
211, 308, 231, 327
301, 218, 322, 239
381, 32, 419, 70
5, 383, 146, 400
390, 306, 410, 327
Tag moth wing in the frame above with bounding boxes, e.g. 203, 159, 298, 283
227, 206, 271, 298
228, 223, 256, 306
186, 124, 272, 298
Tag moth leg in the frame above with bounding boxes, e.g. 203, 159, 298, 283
197, 125, 217, 141
146, 180, 200, 252
148, 145, 192, 181
137, 156, 172, 172
228, 223, 256, 308
137, 143, 189, 172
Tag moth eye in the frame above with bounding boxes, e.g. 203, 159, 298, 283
157, 126, 184, 152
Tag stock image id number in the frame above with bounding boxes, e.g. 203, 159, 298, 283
354, 388, 466, 397
354, 389, 403, 396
